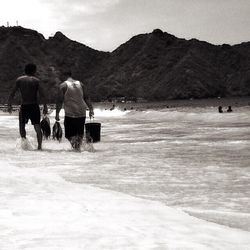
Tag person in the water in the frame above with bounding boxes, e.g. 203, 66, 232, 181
110, 104, 115, 111
218, 106, 223, 113
55, 71, 94, 151
7, 63, 48, 150
227, 106, 233, 112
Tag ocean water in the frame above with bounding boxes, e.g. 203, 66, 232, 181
0, 105, 250, 249
74, 106, 250, 230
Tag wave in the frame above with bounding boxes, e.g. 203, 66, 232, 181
49, 107, 129, 119
124, 107, 250, 124
49, 106, 250, 126
183, 208, 250, 231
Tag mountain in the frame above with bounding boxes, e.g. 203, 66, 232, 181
0, 26, 109, 103
88, 29, 250, 100
0, 26, 250, 103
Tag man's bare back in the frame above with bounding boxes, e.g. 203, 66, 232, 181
15, 75, 40, 104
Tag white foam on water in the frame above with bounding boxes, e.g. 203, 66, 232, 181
81, 140, 95, 153
49, 107, 129, 119
16, 137, 35, 151
92, 107, 130, 118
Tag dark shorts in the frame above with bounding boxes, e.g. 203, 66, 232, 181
19, 104, 41, 125
64, 116, 86, 139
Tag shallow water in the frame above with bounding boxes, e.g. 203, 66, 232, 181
1, 105, 250, 232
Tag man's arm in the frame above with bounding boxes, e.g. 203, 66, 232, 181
81, 83, 94, 118
7, 80, 19, 113
55, 83, 66, 121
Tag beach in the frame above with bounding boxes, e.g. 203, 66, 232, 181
0, 99, 250, 249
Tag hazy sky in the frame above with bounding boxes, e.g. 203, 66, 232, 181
1, 0, 250, 51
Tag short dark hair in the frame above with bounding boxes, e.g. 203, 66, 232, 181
25, 63, 37, 75
63, 70, 72, 78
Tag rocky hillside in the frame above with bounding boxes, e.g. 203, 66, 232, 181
0, 26, 109, 103
88, 29, 250, 100
0, 26, 249, 103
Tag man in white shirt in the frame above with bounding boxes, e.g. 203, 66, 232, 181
55, 71, 94, 151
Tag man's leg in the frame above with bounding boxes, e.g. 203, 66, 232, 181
75, 135, 83, 151
71, 117, 85, 151
68, 136, 82, 151
19, 110, 26, 138
30, 104, 42, 150
69, 136, 76, 150
75, 117, 85, 150
64, 116, 80, 151
34, 124, 42, 150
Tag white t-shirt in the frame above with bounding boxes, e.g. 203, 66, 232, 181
63, 79, 88, 118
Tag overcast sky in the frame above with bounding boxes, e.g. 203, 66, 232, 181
1, 0, 250, 51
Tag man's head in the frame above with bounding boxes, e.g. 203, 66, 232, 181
25, 63, 37, 76
60, 70, 72, 81
63, 71, 72, 78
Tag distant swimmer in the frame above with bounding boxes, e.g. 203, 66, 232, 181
227, 106, 233, 112
110, 104, 115, 111
218, 106, 223, 113
7, 63, 48, 150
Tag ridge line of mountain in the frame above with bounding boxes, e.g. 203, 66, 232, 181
0, 26, 249, 102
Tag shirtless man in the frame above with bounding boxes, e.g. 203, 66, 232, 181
56, 71, 94, 151
8, 63, 48, 150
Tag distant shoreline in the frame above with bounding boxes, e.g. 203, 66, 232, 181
94, 96, 250, 111
1, 96, 249, 113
